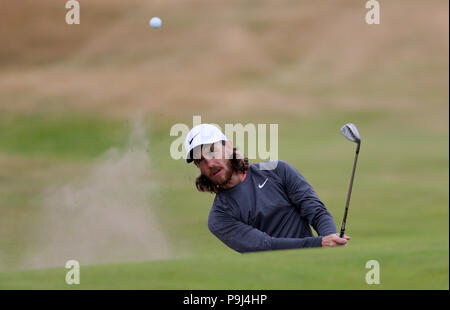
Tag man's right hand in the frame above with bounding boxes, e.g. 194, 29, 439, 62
321, 233, 351, 247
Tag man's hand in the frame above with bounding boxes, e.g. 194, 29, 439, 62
321, 233, 351, 247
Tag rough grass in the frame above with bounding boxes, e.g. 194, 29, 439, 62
0, 108, 447, 289
0, 0, 447, 289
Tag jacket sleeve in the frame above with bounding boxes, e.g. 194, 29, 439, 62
280, 161, 337, 236
208, 207, 322, 253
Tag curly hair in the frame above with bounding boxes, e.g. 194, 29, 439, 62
195, 145, 249, 194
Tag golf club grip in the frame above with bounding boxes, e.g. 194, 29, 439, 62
340, 229, 345, 238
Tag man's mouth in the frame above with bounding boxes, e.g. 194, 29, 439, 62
212, 168, 222, 177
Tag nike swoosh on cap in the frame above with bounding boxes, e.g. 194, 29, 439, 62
189, 132, 200, 144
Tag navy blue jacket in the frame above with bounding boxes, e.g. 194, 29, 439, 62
208, 160, 337, 253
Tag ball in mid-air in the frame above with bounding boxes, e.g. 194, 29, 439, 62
149, 17, 162, 29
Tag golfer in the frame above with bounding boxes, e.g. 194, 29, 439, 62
185, 124, 350, 253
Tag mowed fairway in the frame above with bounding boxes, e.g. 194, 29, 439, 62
0, 0, 448, 289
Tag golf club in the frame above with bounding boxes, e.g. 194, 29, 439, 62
339, 123, 361, 238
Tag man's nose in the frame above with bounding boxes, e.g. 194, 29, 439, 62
204, 157, 216, 168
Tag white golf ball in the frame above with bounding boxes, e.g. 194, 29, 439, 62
149, 17, 162, 29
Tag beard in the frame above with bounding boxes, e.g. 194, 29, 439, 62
215, 167, 233, 186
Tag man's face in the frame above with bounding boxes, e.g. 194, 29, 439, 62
193, 141, 233, 186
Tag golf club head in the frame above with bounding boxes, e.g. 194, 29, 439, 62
341, 123, 361, 143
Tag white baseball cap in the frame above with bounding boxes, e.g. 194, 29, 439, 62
184, 124, 228, 163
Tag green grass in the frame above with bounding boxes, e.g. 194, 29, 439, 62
0, 110, 128, 160
0, 242, 447, 289
0, 104, 447, 289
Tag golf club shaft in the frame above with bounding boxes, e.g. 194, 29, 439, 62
340, 143, 360, 238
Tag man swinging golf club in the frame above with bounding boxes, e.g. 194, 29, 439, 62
185, 124, 351, 253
